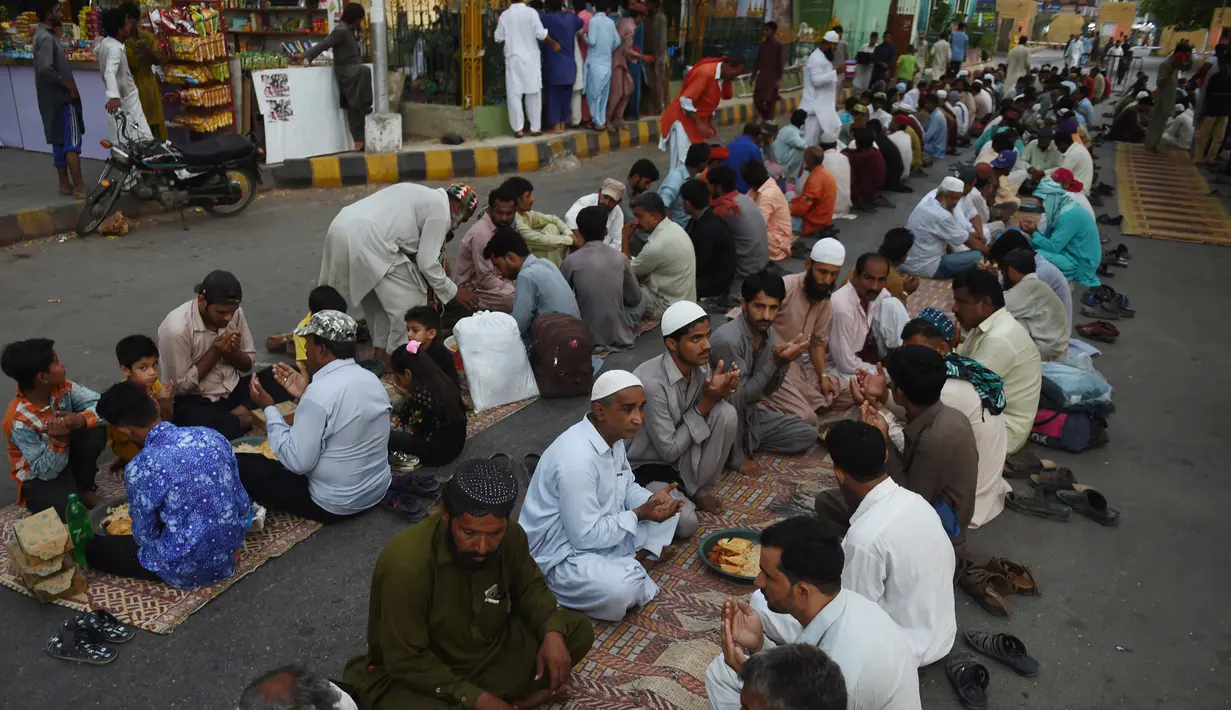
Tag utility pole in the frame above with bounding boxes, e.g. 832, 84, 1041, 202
364, 0, 403, 153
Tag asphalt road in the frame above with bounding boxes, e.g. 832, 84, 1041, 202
0, 53, 1229, 709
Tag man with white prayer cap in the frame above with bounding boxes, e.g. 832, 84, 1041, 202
759, 238, 850, 425
520, 370, 691, 621
801, 30, 843, 146
902, 175, 986, 278
628, 301, 740, 515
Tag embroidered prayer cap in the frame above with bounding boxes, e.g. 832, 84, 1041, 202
446, 183, 479, 219
850, 103, 868, 115
443, 459, 518, 519
917, 307, 955, 342
939, 176, 965, 193
809, 237, 845, 266
662, 300, 708, 338
600, 178, 626, 202
823, 30, 840, 43
592, 370, 643, 401
294, 309, 358, 343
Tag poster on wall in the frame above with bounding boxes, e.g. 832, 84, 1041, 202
268, 99, 295, 122
261, 72, 291, 98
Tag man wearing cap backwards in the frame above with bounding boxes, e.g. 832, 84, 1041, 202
704, 516, 921, 710
520, 370, 690, 621
244, 310, 392, 523
801, 31, 843, 147
629, 301, 740, 515
158, 270, 293, 441
659, 53, 748, 173
759, 238, 845, 426
903, 176, 987, 279
710, 271, 815, 472
318, 182, 483, 368
343, 461, 595, 710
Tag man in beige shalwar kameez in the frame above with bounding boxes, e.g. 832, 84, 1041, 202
758, 238, 847, 427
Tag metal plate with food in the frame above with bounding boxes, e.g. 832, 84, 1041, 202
230, 435, 277, 460
699, 528, 763, 583
89, 495, 132, 537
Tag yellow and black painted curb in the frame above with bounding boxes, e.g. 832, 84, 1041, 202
272, 95, 801, 189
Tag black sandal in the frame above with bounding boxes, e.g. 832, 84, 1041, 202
964, 630, 1040, 677
66, 610, 135, 644
945, 651, 990, 710
1057, 486, 1121, 527
1005, 488, 1072, 521
45, 627, 118, 665
1029, 467, 1078, 492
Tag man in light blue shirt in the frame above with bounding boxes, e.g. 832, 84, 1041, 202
772, 109, 809, 181
1076, 85, 1095, 127
658, 142, 710, 228
949, 22, 968, 68
483, 225, 581, 343
705, 515, 921, 710
920, 94, 948, 159
248, 310, 392, 522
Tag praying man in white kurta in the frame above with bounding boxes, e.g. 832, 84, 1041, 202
494, 0, 558, 137
519, 370, 688, 622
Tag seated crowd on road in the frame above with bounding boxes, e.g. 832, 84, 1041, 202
5, 34, 1194, 710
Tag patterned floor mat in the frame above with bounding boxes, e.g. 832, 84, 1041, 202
561, 447, 836, 709
0, 475, 320, 634
1116, 142, 1231, 245
905, 277, 955, 320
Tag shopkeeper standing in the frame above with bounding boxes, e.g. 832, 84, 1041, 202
121, 3, 167, 141
33, 0, 87, 198
295, 3, 372, 152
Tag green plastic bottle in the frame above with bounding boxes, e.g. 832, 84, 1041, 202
65, 493, 93, 568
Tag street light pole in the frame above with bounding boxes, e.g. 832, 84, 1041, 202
371, 0, 390, 113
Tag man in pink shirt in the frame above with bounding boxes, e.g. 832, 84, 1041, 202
741, 160, 793, 263
455, 187, 518, 313
826, 253, 908, 381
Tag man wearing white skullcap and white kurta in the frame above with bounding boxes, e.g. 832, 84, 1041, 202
759, 238, 851, 426
801, 31, 843, 146
902, 176, 986, 278
520, 370, 691, 621
628, 301, 740, 516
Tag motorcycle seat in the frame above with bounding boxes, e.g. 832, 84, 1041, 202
177, 134, 255, 166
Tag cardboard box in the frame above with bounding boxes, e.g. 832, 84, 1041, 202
8, 509, 88, 604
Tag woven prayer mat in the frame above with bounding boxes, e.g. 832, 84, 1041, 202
562, 447, 836, 710
466, 397, 538, 437
634, 318, 662, 336
1115, 142, 1231, 246
905, 277, 955, 321
0, 474, 320, 634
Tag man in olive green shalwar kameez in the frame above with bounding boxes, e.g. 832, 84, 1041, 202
343, 460, 594, 710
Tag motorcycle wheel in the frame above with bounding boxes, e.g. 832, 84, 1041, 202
204, 167, 259, 217
75, 170, 124, 237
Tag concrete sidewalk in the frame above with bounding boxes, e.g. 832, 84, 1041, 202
0, 149, 105, 247
271, 94, 802, 190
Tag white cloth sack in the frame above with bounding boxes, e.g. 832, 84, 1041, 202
453, 311, 539, 411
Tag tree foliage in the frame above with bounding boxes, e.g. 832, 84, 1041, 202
1140, 0, 1221, 31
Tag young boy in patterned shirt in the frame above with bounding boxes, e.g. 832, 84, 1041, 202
107, 335, 175, 473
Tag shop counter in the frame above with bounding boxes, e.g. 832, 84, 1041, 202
1, 59, 113, 160
251, 63, 373, 164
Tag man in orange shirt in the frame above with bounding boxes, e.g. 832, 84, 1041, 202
790, 147, 837, 237
659, 54, 747, 173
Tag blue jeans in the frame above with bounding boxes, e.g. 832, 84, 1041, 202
932, 250, 985, 278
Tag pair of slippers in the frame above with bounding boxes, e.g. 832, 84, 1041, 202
1005, 468, 1121, 527
382, 474, 442, 524
948, 631, 1041, 709
45, 610, 134, 665
958, 557, 1040, 617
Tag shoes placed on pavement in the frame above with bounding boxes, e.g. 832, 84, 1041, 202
1005, 488, 1072, 521
1056, 485, 1121, 527
963, 630, 1041, 677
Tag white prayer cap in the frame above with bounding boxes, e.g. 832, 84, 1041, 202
983, 73, 995, 82
957, 69, 969, 78
820, 131, 839, 144
823, 30, 841, 43
1176, 103, 1186, 112
1136, 90, 1149, 99
939, 176, 965, 193
661, 300, 708, 337
936, 89, 948, 99
809, 238, 846, 266
591, 369, 643, 401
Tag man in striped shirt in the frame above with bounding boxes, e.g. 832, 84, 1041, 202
2, 338, 107, 518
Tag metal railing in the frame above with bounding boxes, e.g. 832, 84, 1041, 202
388, 0, 464, 105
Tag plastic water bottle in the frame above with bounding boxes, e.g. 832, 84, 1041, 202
65, 493, 93, 568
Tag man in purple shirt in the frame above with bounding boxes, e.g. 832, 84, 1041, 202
455, 186, 519, 313
722, 123, 766, 193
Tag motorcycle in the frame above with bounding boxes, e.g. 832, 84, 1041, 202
76, 111, 263, 236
